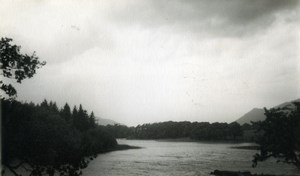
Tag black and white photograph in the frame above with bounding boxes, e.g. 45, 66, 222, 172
0, 0, 299, 175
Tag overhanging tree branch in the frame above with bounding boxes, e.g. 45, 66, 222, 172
0, 37, 46, 99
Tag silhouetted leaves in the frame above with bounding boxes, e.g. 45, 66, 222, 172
0, 37, 46, 99
1, 38, 118, 175
252, 102, 300, 169
2, 99, 117, 176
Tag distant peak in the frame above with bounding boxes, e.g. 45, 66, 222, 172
252, 108, 261, 110
249, 108, 264, 112
235, 98, 299, 125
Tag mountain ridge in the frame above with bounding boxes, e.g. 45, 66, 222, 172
96, 116, 120, 126
235, 98, 300, 125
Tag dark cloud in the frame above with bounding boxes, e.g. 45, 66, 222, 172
112, 0, 298, 37
12, 24, 112, 65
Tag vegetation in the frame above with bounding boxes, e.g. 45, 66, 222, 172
0, 38, 117, 176
252, 102, 300, 169
0, 37, 46, 99
104, 121, 244, 141
2, 99, 117, 176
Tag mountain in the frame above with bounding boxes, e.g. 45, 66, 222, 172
236, 108, 266, 125
273, 98, 300, 109
96, 116, 119, 126
235, 98, 300, 125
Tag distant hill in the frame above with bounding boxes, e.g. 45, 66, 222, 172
236, 108, 266, 125
235, 98, 300, 125
96, 116, 119, 126
273, 98, 300, 109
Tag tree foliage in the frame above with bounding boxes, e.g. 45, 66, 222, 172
104, 121, 243, 141
2, 99, 117, 176
0, 37, 46, 98
1, 37, 117, 176
252, 102, 300, 169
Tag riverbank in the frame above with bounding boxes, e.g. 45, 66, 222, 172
112, 144, 142, 151
210, 169, 289, 176
123, 138, 260, 151
3, 144, 142, 176
155, 137, 198, 142
129, 137, 253, 144
101, 144, 142, 153
230, 145, 259, 150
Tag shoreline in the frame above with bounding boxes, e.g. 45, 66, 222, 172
230, 145, 259, 150
121, 138, 255, 144
210, 169, 295, 176
101, 144, 142, 153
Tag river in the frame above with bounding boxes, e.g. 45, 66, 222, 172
83, 139, 299, 176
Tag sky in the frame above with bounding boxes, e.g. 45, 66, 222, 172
0, 0, 299, 126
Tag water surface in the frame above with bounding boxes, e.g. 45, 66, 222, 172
84, 139, 299, 176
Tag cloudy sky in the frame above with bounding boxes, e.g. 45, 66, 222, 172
1, 0, 299, 126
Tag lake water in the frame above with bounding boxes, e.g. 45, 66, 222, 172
83, 139, 299, 176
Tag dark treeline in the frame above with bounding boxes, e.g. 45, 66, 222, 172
2, 99, 117, 176
104, 121, 258, 141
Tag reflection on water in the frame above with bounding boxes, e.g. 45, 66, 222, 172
84, 139, 299, 176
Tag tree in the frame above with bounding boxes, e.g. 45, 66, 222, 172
228, 122, 242, 140
88, 112, 96, 128
252, 102, 300, 169
40, 99, 49, 108
2, 99, 119, 176
2, 100, 94, 176
1, 38, 118, 176
74, 104, 90, 131
61, 103, 72, 122
0, 37, 46, 99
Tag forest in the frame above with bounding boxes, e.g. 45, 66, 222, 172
104, 120, 257, 141
2, 99, 117, 176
